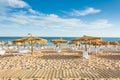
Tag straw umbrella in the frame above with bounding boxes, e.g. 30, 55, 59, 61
51, 38, 68, 47
12, 34, 47, 54
99, 40, 109, 51
68, 40, 80, 50
51, 38, 68, 52
72, 35, 102, 58
26, 36, 48, 53
110, 41, 119, 45
69, 40, 80, 45
89, 40, 102, 53
12, 41, 22, 50
109, 41, 119, 51
36, 39, 48, 47
100, 40, 109, 48
73, 35, 102, 51
100, 41, 109, 45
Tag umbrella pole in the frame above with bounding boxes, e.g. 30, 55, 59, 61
8, 45, 10, 54
17, 45, 19, 51
76, 44, 77, 49
95, 45, 97, 54
59, 44, 61, 52
85, 43, 87, 51
83, 41, 89, 58
59, 44, 60, 49
2, 45, 4, 49
31, 44, 33, 54
24, 42, 26, 48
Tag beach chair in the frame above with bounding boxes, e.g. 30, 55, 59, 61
100, 46, 107, 51
19, 49, 30, 54
89, 47, 99, 53
13, 48, 31, 55
110, 46, 116, 51
55, 47, 61, 52
71, 46, 77, 51
82, 50, 89, 58
41, 47, 45, 49
0, 50, 5, 56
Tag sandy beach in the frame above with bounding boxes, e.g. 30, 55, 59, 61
0, 47, 120, 79
0, 0, 120, 79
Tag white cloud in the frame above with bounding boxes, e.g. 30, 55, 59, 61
0, 0, 30, 15
89, 19, 112, 28
28, 9, 39, 14
0, 12, 111, 30
68, 7, 101, 16
8, 0, 30, 8
0, 0, 114, 37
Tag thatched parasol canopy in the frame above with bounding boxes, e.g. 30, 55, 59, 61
68, 40, 80, 44
72, 35, 102, 51
100, 41, 109, 45
36, 38, 48, 44
73, 35, 102, 42
109, 41, 119, 45
12, 34, 48, 54
51, 38, 68, 45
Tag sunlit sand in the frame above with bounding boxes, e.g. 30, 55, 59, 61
0, 47, 120, 79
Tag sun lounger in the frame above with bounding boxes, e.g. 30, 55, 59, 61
13, 49, 30, 55
0, 50, 5, 56
82, 50, 89, 58
100, 46, 108, 51
55, 47, 61, 52
111, 46, 118, 51
70, 46, 77, 51
89, 47, 99, 53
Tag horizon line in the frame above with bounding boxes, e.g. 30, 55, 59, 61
0, 36, 120, 38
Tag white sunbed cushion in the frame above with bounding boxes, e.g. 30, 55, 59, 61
89, 47, 99, 53
82, 50, 89, 58
13, 50, 29, 55
100, 46, 108, 51
0, 50, 5, 55
41, 47, 44, 49
57, 49, 61, 52
18, 49, 30, 54
55, 47, 61, 52
71, 47, 77, 51
112, 47, 117, 51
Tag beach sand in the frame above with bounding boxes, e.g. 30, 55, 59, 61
0, 47, 120, 79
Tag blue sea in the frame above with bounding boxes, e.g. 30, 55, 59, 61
0, 37, 120, 46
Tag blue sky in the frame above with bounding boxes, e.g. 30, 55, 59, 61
0, 0, 120, 37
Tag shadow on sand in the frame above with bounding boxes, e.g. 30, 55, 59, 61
0, 54, 17, 58
99, 55, 120, 60
41, 51, 57, 53
41, 50, 82, 54
41, 54, 80, 60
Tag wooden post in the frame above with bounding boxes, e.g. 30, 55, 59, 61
85, 42, 87, 51
2, 45, 4, 50
24, 42, 26, 48
31, 41, 34, 54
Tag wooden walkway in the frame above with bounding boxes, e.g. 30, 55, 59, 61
0, 69, 120, 80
